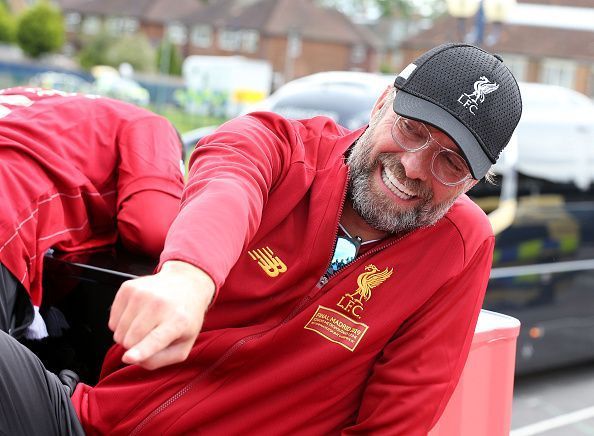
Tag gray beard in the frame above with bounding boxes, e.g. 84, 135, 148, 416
346, 130, 457, 235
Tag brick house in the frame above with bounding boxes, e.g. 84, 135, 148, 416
397, 0, 594, 98
57, 0, 200, 48
57, 0, 379, 85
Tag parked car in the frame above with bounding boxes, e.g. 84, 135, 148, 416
38, 72, 594, 378
92, 74, 150, 107
181, 125, 218, 156
27, 68, 150, 107
28, 72, 93, 94
181, 71, 392, 155
247, 71, 393, 130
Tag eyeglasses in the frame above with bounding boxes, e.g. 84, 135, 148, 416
327, 234, 362, 276
391, 115, 472, 186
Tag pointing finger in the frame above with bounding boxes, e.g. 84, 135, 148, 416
122, 321, 185, 365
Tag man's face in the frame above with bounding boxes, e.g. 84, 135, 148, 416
346, 92, 473, 234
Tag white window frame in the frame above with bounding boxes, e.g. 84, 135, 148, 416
218, 29, 242, 51
167, 22, 188, 46
241, 30, 259, 53
65, 12, 81, 33
81, 15, 102, 35
541, 58, 577, 89
351, 44, 366, 64
499, 54, 528, 82
190, 25, 213, 48
105, 17, 139, 35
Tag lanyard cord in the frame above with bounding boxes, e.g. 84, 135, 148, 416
338, 222, 383, 246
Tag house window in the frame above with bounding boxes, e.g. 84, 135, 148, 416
390, 49, 404, 70
81, 15, 102, 35
64, 12, 81, 33
218, 29, 242, 51
191, 25, 212, 48
167, 23, 188, 45
241, 30, 259, 53
541, 59, 577, 89
105, 17, 139, 35
351, 44, 366, 64
500, 54, 528, 81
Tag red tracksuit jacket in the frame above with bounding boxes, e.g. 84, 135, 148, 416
73, 113, 494, 435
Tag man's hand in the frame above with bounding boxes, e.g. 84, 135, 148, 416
108, 260, 215, 370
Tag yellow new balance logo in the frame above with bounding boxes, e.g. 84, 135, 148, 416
248, 246, 287, 277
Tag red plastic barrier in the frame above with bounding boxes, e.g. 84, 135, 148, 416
430, 310, 521, 436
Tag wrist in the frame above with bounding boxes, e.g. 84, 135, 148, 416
160, 260, 216, 304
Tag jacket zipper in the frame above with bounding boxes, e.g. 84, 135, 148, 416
317, 167, 350, 287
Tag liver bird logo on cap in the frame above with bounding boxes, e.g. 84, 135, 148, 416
457, 76, 499, 115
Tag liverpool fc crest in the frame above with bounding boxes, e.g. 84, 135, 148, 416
337, 264, 393, 318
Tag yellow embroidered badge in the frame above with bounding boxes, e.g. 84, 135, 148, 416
304, 306, 369, 352
336, 264, 393, 319
248, 246, 287, 277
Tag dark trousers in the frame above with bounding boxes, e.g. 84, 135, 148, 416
0, 330, 84, 435
0, 263, 33, 338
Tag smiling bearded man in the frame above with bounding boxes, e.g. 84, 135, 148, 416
347, 89, 466, 235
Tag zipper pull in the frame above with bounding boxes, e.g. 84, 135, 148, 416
317, 275, 329, 287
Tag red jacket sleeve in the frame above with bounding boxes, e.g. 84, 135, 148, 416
342, 236, 494, 435
117, 190, 181, 258
159, 114, 299, 297
115, 115, 184, 257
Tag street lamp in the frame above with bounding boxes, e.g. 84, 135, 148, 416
446, 0, 516, 46
483, 0, 516, 46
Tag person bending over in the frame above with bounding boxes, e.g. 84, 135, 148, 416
0, 87, 184, 339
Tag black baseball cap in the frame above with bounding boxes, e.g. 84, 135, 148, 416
393, 43, 522, 179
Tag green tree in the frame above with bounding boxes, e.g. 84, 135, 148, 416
317, 0, 443, 19
0, 3, 15, 43
78, 32, 156, 73
16, 1, 65, 58
78, 31, 116, 70
374, 0, 415, 18
156, 39, 183, 76
105, 33, 156, 73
